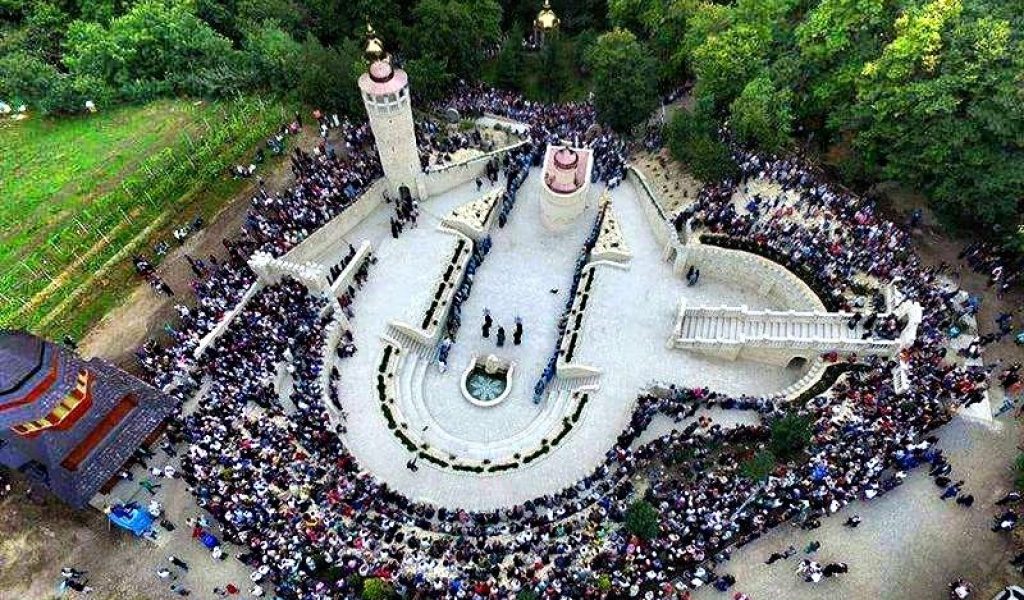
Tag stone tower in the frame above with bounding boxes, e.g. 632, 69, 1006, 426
540, 144, 593, 231
357, 25, 423, 199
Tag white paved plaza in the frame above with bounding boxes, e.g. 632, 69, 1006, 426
327, 171, 804, 509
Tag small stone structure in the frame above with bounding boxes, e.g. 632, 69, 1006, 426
441, 188, 503, 241
590, 193, 631, 265
540, 145, 593, 232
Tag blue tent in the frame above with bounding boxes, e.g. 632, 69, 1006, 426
200, 531, 219, 549
108, 505, 155, 537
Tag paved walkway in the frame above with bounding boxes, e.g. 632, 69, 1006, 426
329, 174, 802, 509
693, 409, 1020, 600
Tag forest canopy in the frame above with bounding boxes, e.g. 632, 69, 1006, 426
2, 0, 1021, 229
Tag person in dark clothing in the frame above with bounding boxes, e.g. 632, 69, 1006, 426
496, 326, 506, 347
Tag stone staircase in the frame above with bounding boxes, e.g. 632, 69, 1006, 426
670, 304, 903, 360
678, 310, 859, 344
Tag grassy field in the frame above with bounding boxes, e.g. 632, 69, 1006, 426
0, 97, 291, 340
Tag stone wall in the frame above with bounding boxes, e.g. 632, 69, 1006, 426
682, 244, 825, 312
625, 166, 675, 251
422, 141, 528, 198
193, 280, 262, 358
329, 240, 374, 299
280, 179, 388, 266
318, 313, 347, 419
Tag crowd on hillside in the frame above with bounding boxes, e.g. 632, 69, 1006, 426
129, 87, 990, 599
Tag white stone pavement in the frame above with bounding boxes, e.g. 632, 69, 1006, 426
328, 172, 804, 510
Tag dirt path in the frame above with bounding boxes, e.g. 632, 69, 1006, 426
78, 128, 320, 368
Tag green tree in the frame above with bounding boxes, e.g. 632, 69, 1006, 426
404, 53, 454, 104
494, 23, 525, 91
665, 99, 738, 182
741, 449, 777, 481
242, 20, 302, 90
361, 577, 394, 600
0, 51, 58, 108
411, 0, 502, 80
22, 2, 70, 63
295, 36, 363, 115
729, 74, 793, 152
624, 499, 660, 540
793, 0, 895, 130
537, 34, 572, 101
690, 23, 770, 107
586, 28, 657, 132
64, 0, 238, 97
768, 413, 813, 461
847, 0, 1024, 227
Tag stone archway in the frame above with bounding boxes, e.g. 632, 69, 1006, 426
787, 356, 808, 370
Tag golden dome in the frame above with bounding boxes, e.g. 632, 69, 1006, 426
364, 23, 386, 62
534, 0, 560, 31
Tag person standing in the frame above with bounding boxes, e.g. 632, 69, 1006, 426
513, 317, 523, 345
168, 556, 189, 571
496, 326, 506, 347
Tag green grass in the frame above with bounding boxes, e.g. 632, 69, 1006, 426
0, 97, 291, 340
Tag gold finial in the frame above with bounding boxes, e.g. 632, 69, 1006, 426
535, 0, 560, 32
364, 23, 386, 62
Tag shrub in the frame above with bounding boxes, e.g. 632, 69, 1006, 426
624, 499, 659, 540
362, 577, 393, 600
769, 413, 813, 461
665, 107, 738, 183
741, 450, 776, 481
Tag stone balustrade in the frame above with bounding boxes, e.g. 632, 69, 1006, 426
329, 240, 374, 299
555, 264, 603, 379
422, 141, 528, 198
279, 179, 387, 266
390, 230, 475, 346
319, 314, 347, 418
248, 251, 331, 295
669, 303, 907, 366
192, 280, 262, 359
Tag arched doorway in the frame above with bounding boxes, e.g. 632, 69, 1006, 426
786, 356, 808, 370
399, 185, 411, 204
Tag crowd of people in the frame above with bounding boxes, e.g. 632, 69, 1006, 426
129, 85, 992, 599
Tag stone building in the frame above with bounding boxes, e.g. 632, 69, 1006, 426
0, 330, 175, 508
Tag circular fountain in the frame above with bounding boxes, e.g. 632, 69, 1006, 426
461, 354, 514, 407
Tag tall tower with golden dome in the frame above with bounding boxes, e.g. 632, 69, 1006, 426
357, 25, 422, 199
